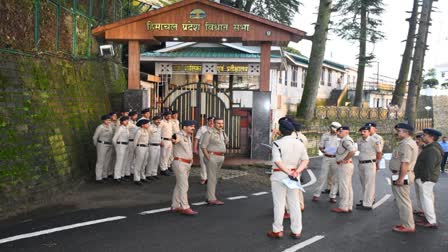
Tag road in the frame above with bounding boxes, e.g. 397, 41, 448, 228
1, 158, 447, 252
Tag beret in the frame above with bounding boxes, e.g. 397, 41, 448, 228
330, 122, 342, 128
423, 128, 442, 137
337, 126, 350, 131
171, 110, 178, 114
182, 120, 196, 127
279, 119, 295, 132
152, 115, 161, 120
136, 119, 150, 127
141, 108, 150, 114
394, 123, 414, 131
129, 111, 138, 117
163, 111, 172, 116
109, 111, 117, 116
359, 126, 370, 131
101, 114, 110, 121
119, 116, 129, 122
365, 122, 377, 127
207, 116, 215, 121
292, 121, 302, 131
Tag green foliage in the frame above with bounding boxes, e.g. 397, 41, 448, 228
423, 78, 438, 88
424, 68, 437, 79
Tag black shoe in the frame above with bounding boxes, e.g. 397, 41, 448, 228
123, 176, 131, 182
95, 180, 105, 184
356, 205, 372, 210
134, 181, 143, 186
152, 176, 160, 180
141, 179, 150, 183
321, 189, 331, 194
114, 179, 122, 183
161, 170, 172, 176
356, 200, 363, 207
147, 176, 154, 181
168, 167, 173, 172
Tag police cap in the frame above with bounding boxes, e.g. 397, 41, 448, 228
423, 128, 442, 137
182, 120, 196, 127
136, 119, 150, 127
330, 122, 342, 129
119, 116, 129, 122
163, 111, 172, 116
141, 108, 150, 114
394, 123, 414, 132
129, 111, 138, 117
359, 126, 370, 132
152, 115, 161, 120
337, 126, 350, 131
101, 114, 110, 121
365, 122, 377, 128
279, 119, 295, 132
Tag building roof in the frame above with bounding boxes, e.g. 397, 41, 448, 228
141, 46, 281, 59
286, 52, 347, 71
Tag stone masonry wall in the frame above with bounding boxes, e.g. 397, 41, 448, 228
0, 53, 126, 218
432, 96, 448, 135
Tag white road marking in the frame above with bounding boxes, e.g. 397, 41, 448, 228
282, 235, 325, 252
139, 207, 171, 215
252, 191, 269, 196
386, 177, 391, 185
302, 169, 317, 188
372, 194, 392, 209
226, 196, 248, 200
0, 216, 127, 245
192, 201, 208, 206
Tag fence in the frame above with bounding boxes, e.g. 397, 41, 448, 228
315, 106, 403, 120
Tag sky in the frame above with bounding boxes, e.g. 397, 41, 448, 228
289, 0, 448, 79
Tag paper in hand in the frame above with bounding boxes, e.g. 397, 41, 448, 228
282, 177, 305, 192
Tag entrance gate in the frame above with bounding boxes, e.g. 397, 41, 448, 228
162, 82, 242, 152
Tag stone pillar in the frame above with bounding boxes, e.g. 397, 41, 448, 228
251, 91, 271, 160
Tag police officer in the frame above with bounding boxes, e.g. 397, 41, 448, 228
138, 108, 151, 122
169, 110, 181, 170
201, 118, 228, 205
194, 116, 215, 185
267, 119, 309, 239
93, 114, 113, 183
171, 120, 198, 216
146, 115, 162, 180
125, 111, 139, 179
356, 126, 382, 210
112, 116, 130, 182
389, 123, 419, 233
331, 126, 356, 213
364, 122, 384, 170
133, 119, 151, 185
160, 111, 173, 176
107, 111, 119, 177
313, 122, 341, 203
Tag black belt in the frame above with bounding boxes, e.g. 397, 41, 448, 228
162, 138, 171, 141
137, 144, 148, 147
149, 143, 161, 146
98, 140, 112, 145
117, 142, 129, 145
359, 159, 376, 164
129, 139, 134, 142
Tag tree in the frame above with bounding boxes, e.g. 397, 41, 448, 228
391, 0, 419, 108
425, 68, 437, 79
297, 0, 333, 120
422, 78, 438, 88
405, 0, 435, 127
333, 0, 385, 107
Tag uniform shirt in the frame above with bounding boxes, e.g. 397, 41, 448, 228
110, 121, 118, 133
148, 124, 162, 144
171, 119, 180, 134
272, 135, 309, 169
133, 128, 151, 147
438, 141, 448, 153
160, 119, 173, 139
201, 128, 228, 153
93, 124, 113, 145
173, 130, 193, 160
371, 133, 384, 152
127, 120, 138, 140
294, 131, 308, 146
112, 125, 130, 144
195, 125, 210, 144
357, 136, 381, 160
389, 136, 419, 172
319, 132, 340, 155
336, 135, 356, 162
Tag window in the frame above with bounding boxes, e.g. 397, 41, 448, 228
285, 68, 288, 86
320, 69, 325, 85
291, 66, 298, 87
327, 70, 332, 86
302, 69, 307, 88
278, 70, 284, 85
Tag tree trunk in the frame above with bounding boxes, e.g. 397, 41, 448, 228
297, 0, 332, 120
405, 0, 433, 127
353, 2, 367, 107
391, 0, 419, 107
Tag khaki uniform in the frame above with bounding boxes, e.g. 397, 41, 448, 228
195, 125, 210, 180
357, 136, 381, 207
371, 133, 384, 153
171, 130, 194, 210
133, 128, 151, 181
169, 119, 181, 166
336, 135, 356, 210
271, 135, 309, 234
93, 124, 113, 180
125, 120, 138, 176
146, 123, 162, 177
201, 128, 228, 201
107, 121, 118, 176
160, 119, 173, 171
314, 132, 340, 198
112, 125, 130, 179
389, 137, 418, 229
290, 131, 308, 210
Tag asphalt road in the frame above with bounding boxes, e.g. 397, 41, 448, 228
1, 158, 447, 252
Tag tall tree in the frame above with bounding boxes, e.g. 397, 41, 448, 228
334, 0, 385, 107
297, 0, 333, 120
391, 0, 419, 108
405, 0, 435, 127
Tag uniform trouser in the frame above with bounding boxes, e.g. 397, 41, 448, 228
286, 174, 304, 211
134, 146, 148, 181
391, 172, 415, 229
125, 144, 136, 176
171, 160, 192, 210
415, 178, 437, 224
441, 152, 448, 171
113, 144, 128, 179
206, 154, 225, 201
199, 149, 208, 180
271, 180, 302, 234
358, 162, 377, 207
146, 145, 161, 176
337, 163, 354, 210
108, 148, 116, 176
160, 140, 173, 171
314, 157, 338, 198
95, 143, 113, 180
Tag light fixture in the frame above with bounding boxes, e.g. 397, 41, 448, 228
99, 45, 114, 56
221, 38, 227, 42
173, 37, 179, 41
